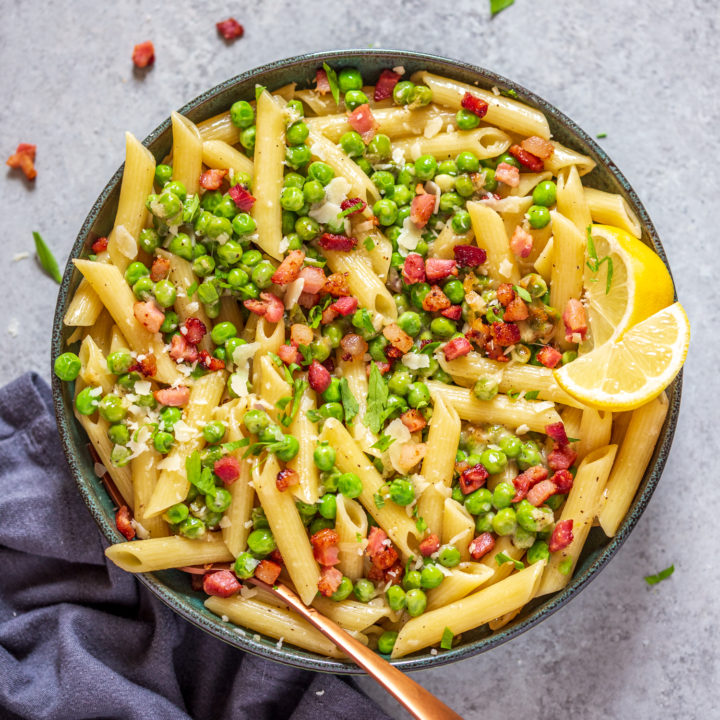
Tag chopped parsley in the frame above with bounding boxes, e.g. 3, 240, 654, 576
280, 379, 308, 427
339, 377, 359, 424
363, 236, 376, 252
513, 285, 532, 303
222, 439, 250, 453
322, 63, 340, 105
373, 491, 386, 509
182, 194, 200, 222
644, 564, 674, 586
586, 225, 614, 294
364, 363, 388, 434
420, 341, 442, 355
524, 390, 540, 401
255, 84, 266, 101
490, 0, 514, 17
352, 307, 375, 337
496, 552, 524, 570
440, 627, 454, 650
507, 389, 520, 400
33, 232, 62, 284
338, 200, 364, 219
558, 558, 573, 575
308, 296, 332, 329
186, 451, 215, 495
371, 434, 396, 452
596, 132, 607, 139
415, 517, 428, 533
186, 281, 198, 298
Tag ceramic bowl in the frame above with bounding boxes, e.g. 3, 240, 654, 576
51, 49, 682, 673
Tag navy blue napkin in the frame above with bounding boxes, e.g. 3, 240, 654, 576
0, 373, 390, 720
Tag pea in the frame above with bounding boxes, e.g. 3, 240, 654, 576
240, 125, 256, 152
164, 502, 189, 525
389, 478, 415, 506
286, 234, 303, 251
368, 335, 388, 362
452, 153, 478, 177
204, 487, 231, 514
308, 161, 334, 186
97, 394, 125, 424
393, 81, 415, 105
512, 524, 536, 549
124, 261, 149, 287
224, 338, 245, 362
322, 322, 343, 349
344, 89, 368, 111
200, 420, 225, 444
275, 434, 300, 462
302, 179, 325, 205
403, 570, 422, 591
138, 227, 160, 253
286, 120, 309, 146
176, 515, 205, 538
454, 172, 475, 198
393, 311, 420, 338
407, 382, 430, 409
518, 441, 543, 470
367, 133, 391, 160
495, 436, 519, 460
243, 409, 270, 434
153, 190, 182, 220
295, 215, 320, 241
455, 109, 480, 130
202, 190, 223, 212
430, 317, 456, 339
372, 198, 398, 226
492, 482, 516, 510
116, 372, 139, 391
411, 85, 433, 106
409, 282, 430, 309
479, 449, 507, 476
330, 576, 354, 602
280, 186, 305, 213
247, 528, 276, 556
168, 232, 194, 260
475, 511, 495, 533
526, 204, 550, 229
373, 630, 398, 655
151, 279, 175, 309
390, 252, 403, 269
230, 99, 255, 128
241, 249, 262, 267
496, 152, 520, 169
532, 180, 557, 207
492, 507, 517, 536
153, 431, 174, 454
338, 471, 363, 499
562, 350, 578, 366
372, 170, 395, 195
154, 163, 172, 187
53, 352, 81, 382
390, 184, 413, 207
439, 192, 462, 213
384, 586, 406, 613
527, 540, 550, 565
197, 281, 219, 306
110, 444, 132, 467
339, 131, 365, 158
232, 212, 257, 236
406, 588, 427, 617
234, 552, 260, 579
313, 443, 336, 472
353, 578, 376, 603
214, 195, 238, 220
465, 488, 493, 516
320, 379, 341, 405
189, 255, 214, 279
105, 423, 129, 446
286, 99, 304, 117
470, 377, 497, 402
438, 544, 461, 568
414, 154, 438, 182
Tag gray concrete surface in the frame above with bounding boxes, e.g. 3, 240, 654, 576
1, 1, 718, 718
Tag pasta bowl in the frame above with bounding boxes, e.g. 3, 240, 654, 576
51, 49, 681, 673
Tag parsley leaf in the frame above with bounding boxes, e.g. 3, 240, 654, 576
33, 232, 62, 284
373, 491, 386, 508
507, 389, 520, 400
338, 200, 364, 219
490, 0, 515, 16
364, 363, 388, 434
182, 194, 200, 223
513, 285, 532, 303
501, 87, 519, 98
363, 236, 376, 252
276, 396, 292, 411
255, 84, 266, 101
308, 296, 332, 329
352, 307, 375, 337
339, 377, 359, 424
586, 225, 614, 294
371, 434, 395, 452
558, 558, 573, 575
306, 409, 323, 423
322, 63, 340, 105
495, 552, 525, 570
222, 439, 249, 453
596, 132, 607, 139
186, 451, 216, 494
186, 281, 198, 298
644, 564, 675, 586
297, 344, 313, 365
420, 341, 442, 355
524, 390, 540, 400
440, 627, 454, 650
415, 517, 427, 533
280, 379, 308, 427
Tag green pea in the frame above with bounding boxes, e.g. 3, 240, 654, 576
368, 335, 388, 362
528, 205, 551, 229
344, 89, 369, 111
438, 544, 461, 568
313, 443, 336, 472
107, 423, 129, 446
439, 192, 463, 213
389, 478, 415, 506
153, 431, 174, 454
197, 281, 219, 306
301, 179, 324, 205
213, 195, 237, 220
562, 350, 578, 365
136, 393, 157, 409
492, 507, 517, 536
318, 493, 337, 520
240, 125, 256, 152
251, 506, 269, 529
164, 502, 189, 525
532, 180, 557, 207
230, 99, 255, 128
286, 99, 304, 117
481, 167, 498, 192
116, 372, 139, 391
201, 420, 226, 444
286, 120, 309, 146
492, 482, 516, 510
339, 131, 365, 158
390, 252, 404, 269
475, 511, 495, 533
154, 163, 172, 187
163, 180, 187, 203
98, 394, 126, 423
152, 279, 175, 309
455, 151, 480, 174
249, 261, 273, 290
456, 109, 481, 130
411, 85, 433, 106
496, 152, 520, 169
371, 170, 395, 195
396, 206, 412, 226
377, 630, 398, 655
385, 394, 408, 419
393, 81, 415, 105
414, 154, 438, 182
179, 516, 206, 539
234, 551, 260, 579
372, 198, 398, 226
287, 142, 313, 169
337, 471, 362, 499
308, 161, 335, 186
110, 444, 132, 467
124, 261, 149, 287
232, 212, 257, 236
206, 487, 232, 514
247, 528, 276, 556
480, 449, 507, 475
517, 500, 555, 533
208, 323, 235, 349
430, 317, 456, 339
403, 570, 422, 591
473, 377, 499, 401
353, 578, 376, 603
527, 540, 550, 565
518, 441, 543, 470
320, 468, 341, 493
152, 190, 182, 220
295, 215, 320, 241
409, 282, 431, 309
396, 164, 415, 187
396, 311, 421, 338
285, 233, 303, 251
389, 183, 413, 207
138, 228, 160, 253
168, 232, 194, 260
499, 435, 522, 458
405, 588, 427, 617
320, 379, 341, 405
407, 382, 430, 409
292, 500, 315, 526
367, 133, 391, 160
280, 187, 305, 214
202, 190, 223, 212
454, 173, 475, 198
190, 254, 214, 278
337, 67, 363, 93
384, 586, 406, 613
513, 524, 536, 549
191, 243, 206, 260
330, 576, 354, 602
243, 409, 270, 434
193, 211, 212, 237
225, 337, 246, 360
241, 249, 262, 267
322, 322, 343, 349
54, 352, 82, 381
464, 488, 493, 516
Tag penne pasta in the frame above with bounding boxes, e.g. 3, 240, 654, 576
334, 495, 369, 580
584, 187, 641, 238
170, 112, 203, 196
392, 126, 511, 162
467, 202, 520, 282
202, 140, 254, 178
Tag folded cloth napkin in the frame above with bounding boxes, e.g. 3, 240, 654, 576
0, 373, 390, 720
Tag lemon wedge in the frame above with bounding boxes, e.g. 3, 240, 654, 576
581, 225, 674, 351
554, 302, 690, 410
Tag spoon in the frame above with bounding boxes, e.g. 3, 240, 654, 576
247, 577, 464, 720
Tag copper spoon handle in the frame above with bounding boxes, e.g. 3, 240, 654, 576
248, 578, 463, 720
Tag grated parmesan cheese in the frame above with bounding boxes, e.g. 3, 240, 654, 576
157, 454, 183, 471
222, 615, 229, 622
423, 115, 443, 139
396, 217, 423, 256
498, 259, 514, 278
391, 147, 405, 166
409, 141, 422, 161
12, 252, 29, 262
173, 420, 198, 443
134, 380, 151, 395
219, 516, 232, 529
402, 352, 430, 370
7, 319, 18, 337
516, 424, 530, 435
284, 277, 305, 309
392, 65, 405, 75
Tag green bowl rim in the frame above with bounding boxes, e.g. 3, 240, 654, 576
51, 48, 682, 674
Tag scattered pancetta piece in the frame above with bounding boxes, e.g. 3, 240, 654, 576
91, 237, 108, 253
199, 168, 227, 190
383, 324, 413, 354
521, 136, 555, 160
402, 253, 426, 284
244, 292, 284, 322
183, 317, 207, 345
512, 465, 549, 502
321, 272, 351, 297
410, 193, 436, 228
527, 479, 558, 507
272, 250, 305, 285
443, 335, 473, 361
315, 68, 331, 95
495, 162, 520, 188
422, 285, 451, 312
400, 408, 426, 433
340, 197, 367, 216
548, 444, 577, 471
347, 104, 378, 143
203, 570, 241, 598
311, 529, 341, 567
549, 519, 574, 552
276, 467, 300, 492
425, 258, 458, 281
133, 301, 165, 333
398, 443, 426, 473
228, 183, 256, 211
115, 506, 135, 540
154, 385, 190, 407
563, 299, 588, 342
374, 69, 401, 101
496, 283, 515, 307
308, 360, 331, 393
551, 469, 574, 494
128, 354, 156, 377
536, 345, 562, 369
491, 321, 521, 346
298, 266, 326, 294
150, 255, 171, 281
340, 333, 368, 359
216, 18, 244, 40
453, 244, 487, 267
6, 143, 37, 180
503, 296, 529, 322
277, 343, 301, 365
366, 527, 399, 570
132, 41, 155, 68
510, 225, 534, 258
317, 566, 343, 597
214, 456, 240, 485
198, 350, 225, 371
441, 305, 462, 321
290, 323, 313, 346
169, 334, 199, 364
254, 559, 282, 585
545, 422, 569, 446
318, 233, 358, 251
419, 534, 441, 557
469, 532, 495, 560
460, 463, 489, 494
328, 296, 358, 317
461, 92, 489, 118
508, 144, 544, 172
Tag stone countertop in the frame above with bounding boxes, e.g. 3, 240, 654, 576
1, 1, 717, 718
